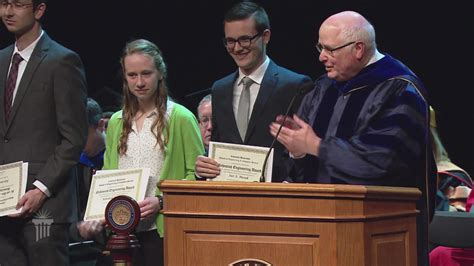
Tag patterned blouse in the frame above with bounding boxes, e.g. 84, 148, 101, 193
118, 101, 174, 232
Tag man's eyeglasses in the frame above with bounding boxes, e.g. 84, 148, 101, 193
0, 0, 33, 9
199, 116, 212, 127
316, 41, 356, 56
223, 32, 262, 49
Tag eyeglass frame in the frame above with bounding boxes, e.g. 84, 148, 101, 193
0, 0, 33, 9
316, 41, 356, 56
223, 32, 262, 50
199, 116, 212, 127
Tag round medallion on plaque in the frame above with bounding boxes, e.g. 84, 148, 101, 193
105, 195, 141, 234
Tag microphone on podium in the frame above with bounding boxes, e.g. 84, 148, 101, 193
259, 82, 315, 182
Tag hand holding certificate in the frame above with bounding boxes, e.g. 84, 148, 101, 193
208, 141, 273, 182
84, 168, 150, 221
0, 161, 28, 217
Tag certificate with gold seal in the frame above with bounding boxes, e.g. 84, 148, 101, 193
0, 161, 28, 216
84, 168, 150, 221
208, 141, 273, 182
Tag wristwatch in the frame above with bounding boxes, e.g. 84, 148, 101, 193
158, 195, 164, 211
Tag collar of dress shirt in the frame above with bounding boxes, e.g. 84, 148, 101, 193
13, 29, 44, 64
237, 56, 270, 86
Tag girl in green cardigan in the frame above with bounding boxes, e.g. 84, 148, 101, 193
103, 39, 204, 266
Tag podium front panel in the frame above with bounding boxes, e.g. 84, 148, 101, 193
160, 181, 420, 266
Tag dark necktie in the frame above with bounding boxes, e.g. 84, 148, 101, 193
4, 53, 23, 122
236, 76, 254, 141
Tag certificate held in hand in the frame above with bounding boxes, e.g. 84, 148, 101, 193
84, 168, 150, 221
208, 141, 273, 182
0, 161, 28, 216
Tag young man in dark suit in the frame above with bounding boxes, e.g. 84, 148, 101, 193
0, 0, 88, 265
195, 1, 312, 182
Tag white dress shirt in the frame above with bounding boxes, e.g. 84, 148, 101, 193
9, 30, 44, 104
233, 56, 270, 122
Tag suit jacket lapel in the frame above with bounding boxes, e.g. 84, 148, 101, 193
7, 34, 49, 131
245, 61, 278, 142
0, 45, 14, 130
221, 71, 244, 144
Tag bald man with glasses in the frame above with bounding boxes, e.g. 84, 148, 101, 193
270, 11, 437, 266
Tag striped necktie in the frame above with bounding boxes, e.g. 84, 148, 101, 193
4, 53, 23, 122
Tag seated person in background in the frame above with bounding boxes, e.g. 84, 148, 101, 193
430, 106, 472, 212
70, 98, 109, 265
77, 98, 106, 212
101, 111, 115, 131
197, 94, 212, 153
430, 189, 474, 266
428, 106, 473, 266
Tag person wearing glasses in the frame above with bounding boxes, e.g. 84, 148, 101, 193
269, 11, 436, 265
195, 1, 312, 182
0, 0, 88, 265
197, 94, 212, 153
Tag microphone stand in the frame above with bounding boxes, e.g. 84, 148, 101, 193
184, 87, 211, 99
259, 83, 313, 182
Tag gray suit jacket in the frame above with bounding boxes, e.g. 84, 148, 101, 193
211, 60, 312, 182
0, 33, 88, 222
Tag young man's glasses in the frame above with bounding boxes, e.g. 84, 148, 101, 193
316, 41, 355, 56
0, 0, 33, 10
223, 32, 262, 49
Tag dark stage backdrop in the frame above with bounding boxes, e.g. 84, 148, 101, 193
1, 0, 473, 174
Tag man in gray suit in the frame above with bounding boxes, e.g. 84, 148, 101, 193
0, 0, 88, 265
195, 2, 312, 182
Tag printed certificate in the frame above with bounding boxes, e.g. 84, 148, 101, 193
208, 141, 273, 182
84, 168, 150, 221
0, 161, 28, 216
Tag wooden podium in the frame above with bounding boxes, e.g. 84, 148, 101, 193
160, 180, 421, 266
